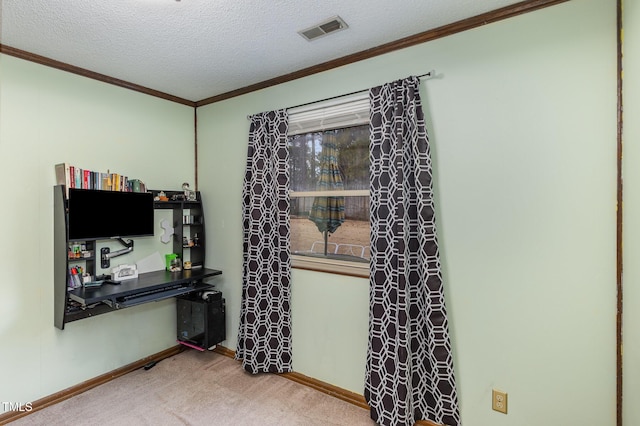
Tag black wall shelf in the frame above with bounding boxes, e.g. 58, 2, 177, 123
53, 185, 221, 330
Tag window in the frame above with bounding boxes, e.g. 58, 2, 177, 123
288, 93, 370, 277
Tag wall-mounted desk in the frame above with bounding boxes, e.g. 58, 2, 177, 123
61, 268, 221, 326
70, 267, 220, 306
53, 185, 221, 329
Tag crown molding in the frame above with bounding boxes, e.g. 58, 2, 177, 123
0, 44, 196, 107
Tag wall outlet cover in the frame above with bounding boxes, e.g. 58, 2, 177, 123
492, 389, 508, 414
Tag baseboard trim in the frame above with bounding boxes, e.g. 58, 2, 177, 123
0, 345, 184, 425
212, 345, 366, 407
211, 345, 438, 426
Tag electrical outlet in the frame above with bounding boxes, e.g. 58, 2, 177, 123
492, 389, 508, 414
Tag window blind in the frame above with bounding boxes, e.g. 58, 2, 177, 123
287, 92, 369, 135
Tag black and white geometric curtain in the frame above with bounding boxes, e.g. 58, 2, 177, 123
365, 77, 461, 426
236, 110, 293, 374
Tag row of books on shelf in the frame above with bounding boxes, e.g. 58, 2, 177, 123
55, 163, 147, 196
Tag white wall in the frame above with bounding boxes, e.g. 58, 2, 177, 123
0, 54, 195, 409
624, 0, 640, 424
197, 1, 618, 425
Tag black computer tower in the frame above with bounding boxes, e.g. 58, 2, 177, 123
177, 291, 225, 350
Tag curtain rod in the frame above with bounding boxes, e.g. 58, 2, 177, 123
247, 70, 435, 120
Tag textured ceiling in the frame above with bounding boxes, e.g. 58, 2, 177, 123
0, 0, 523, 102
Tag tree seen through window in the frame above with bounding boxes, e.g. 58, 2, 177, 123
289, 124, 370, 262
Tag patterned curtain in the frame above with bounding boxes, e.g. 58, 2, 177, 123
365, 77, 461, 426
236, 110, 293, 374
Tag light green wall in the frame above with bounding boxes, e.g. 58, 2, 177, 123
624, 0, 640, 424
198, 1, 617, 425
0, 54, 195, 408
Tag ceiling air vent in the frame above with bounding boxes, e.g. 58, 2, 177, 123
298, 16, 349, 41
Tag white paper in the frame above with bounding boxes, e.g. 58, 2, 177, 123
136, 252, 165, 274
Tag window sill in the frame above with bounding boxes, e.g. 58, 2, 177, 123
291, 255, 369, 278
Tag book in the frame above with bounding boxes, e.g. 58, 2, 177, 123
74, 168, 82, 189
101, 173, 110, 190
54, 163, 71, 196
69, 166, 75, 189
83, 170, 90, 189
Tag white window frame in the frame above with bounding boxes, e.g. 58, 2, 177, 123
288, 92, 370, 278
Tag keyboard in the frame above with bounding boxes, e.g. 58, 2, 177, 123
115, 284, 193, 308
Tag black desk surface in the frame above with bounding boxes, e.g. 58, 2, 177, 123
69, 267, 222, 305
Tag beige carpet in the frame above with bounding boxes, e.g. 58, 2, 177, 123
12, 350, 376, 426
